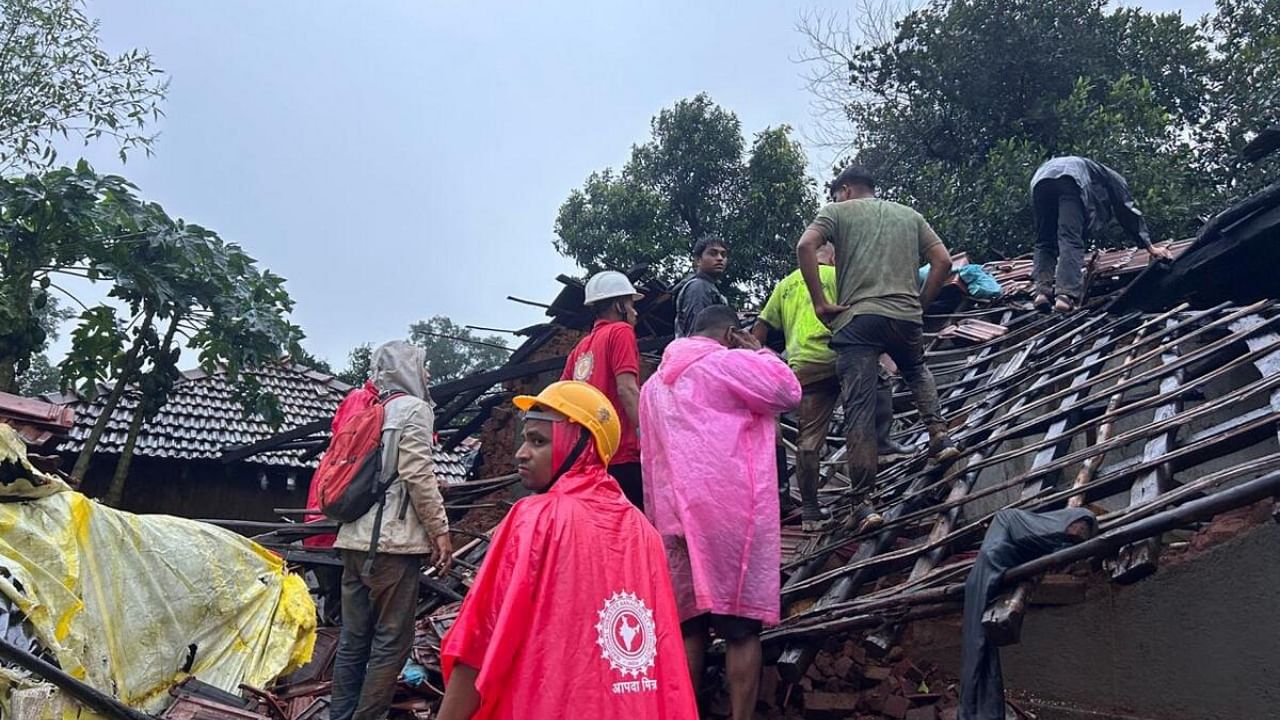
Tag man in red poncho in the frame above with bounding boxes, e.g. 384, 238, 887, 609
437, 381, 697, 720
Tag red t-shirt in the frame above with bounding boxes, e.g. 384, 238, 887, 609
561, 320, 641, 464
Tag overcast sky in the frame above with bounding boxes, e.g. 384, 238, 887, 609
53, 0, 1214, 369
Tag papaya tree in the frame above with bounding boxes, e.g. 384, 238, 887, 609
59, 202, 302, 500
0, 162, 144, 393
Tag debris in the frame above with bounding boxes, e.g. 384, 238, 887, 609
906, 706, 939, 720
805, 691, 860, 714
0, 424, 316, 716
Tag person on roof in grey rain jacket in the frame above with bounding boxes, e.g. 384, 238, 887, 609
331, 340, 453, 720
1030, 156, 1174, 313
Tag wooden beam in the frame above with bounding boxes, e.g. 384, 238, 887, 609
220, 418, 328, 464
864, 335, 1045, 656
983, 334, 1116, 646
1108, 320, 1182, 584
429, 335, 671, 403
1239, 317, 1280, 528
769, 466, 1280, 643
0, 638, 155, 720
440, 393, 508, 453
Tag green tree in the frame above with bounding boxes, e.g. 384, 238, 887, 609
0, 162, 141, 393
16, 351, 58, 395
1200, 0, 1280, 198
0, 0, 167, 172
555, 94, 818, 304
290, 345, 333, 375
334, 343, 372, 387
55, 201, 302, 501
11, 295, 72, 395
799, 0, 1216, 259
408, 316, 509, 384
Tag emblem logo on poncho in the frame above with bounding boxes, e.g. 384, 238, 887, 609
594, 590, 657, 678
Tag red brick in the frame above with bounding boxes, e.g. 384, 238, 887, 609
815, 652, 836, 678
832, 656, 856, 679
883, 694, 911, 719
805, 691, 859, 713
863, 665, 892, 681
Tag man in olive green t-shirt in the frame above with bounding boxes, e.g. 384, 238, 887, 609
796, 164, 959, 531
751, 242, 911, 531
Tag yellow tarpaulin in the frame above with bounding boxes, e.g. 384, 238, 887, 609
0, 425, 316, 714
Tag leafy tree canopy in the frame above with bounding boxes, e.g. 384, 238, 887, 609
0, 0, 167, 172
799, 0, 1278, 260
555, 93, 819, 304
331, 318, 509, 391
408, 316, 510, 385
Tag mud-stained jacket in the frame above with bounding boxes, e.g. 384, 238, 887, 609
336, 341, 449, 554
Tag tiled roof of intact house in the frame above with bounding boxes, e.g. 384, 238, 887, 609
52, 362, 473, 482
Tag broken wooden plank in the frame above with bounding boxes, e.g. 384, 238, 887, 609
983, 333, 1122, 646
1108, 320, 1183, 584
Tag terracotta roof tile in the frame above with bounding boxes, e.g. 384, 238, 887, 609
55, 363, 472, 483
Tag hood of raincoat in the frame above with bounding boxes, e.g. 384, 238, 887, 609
546, 416, 612, 496
653, 336, 724, 388
370, 340, 432, 401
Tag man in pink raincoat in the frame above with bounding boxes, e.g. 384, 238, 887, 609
639, 305, 802, 720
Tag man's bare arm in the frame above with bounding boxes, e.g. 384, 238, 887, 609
920, 239, 952, 312
615, 372, 641, 431
437, 664, 480, 720
750, 320, 770, 345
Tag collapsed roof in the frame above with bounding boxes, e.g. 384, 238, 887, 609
145, 162, 1280, 720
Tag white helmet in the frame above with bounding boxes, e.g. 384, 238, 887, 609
583, 271, 644, 306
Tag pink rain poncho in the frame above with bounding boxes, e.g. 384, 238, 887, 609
639, 337, 801, 625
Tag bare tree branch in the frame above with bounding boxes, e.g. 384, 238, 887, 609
793, 2, 918, 169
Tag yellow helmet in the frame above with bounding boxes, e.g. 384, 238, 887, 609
513, 380, 621, 465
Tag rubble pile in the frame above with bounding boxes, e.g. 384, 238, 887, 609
689, 638, 960, 720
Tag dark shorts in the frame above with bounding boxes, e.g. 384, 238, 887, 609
680, 613, 763, 642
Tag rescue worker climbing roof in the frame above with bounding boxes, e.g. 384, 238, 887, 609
437, 381, 697, 720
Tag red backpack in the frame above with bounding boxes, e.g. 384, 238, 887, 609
315, 391, 405, 523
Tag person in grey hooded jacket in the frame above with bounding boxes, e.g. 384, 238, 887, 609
331, 340, 452, 720
1030, 156, 1173, 312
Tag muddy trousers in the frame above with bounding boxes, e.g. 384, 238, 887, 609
1032, 176, 1088, 302
331, 551, 422, 720
832, 315, 946, 506
794, 366, 896, 513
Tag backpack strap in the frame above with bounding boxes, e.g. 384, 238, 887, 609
380, 390, 409, 405
362, 420, 404, 574
361, 391, 420, 574
362, 487, 392, 575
